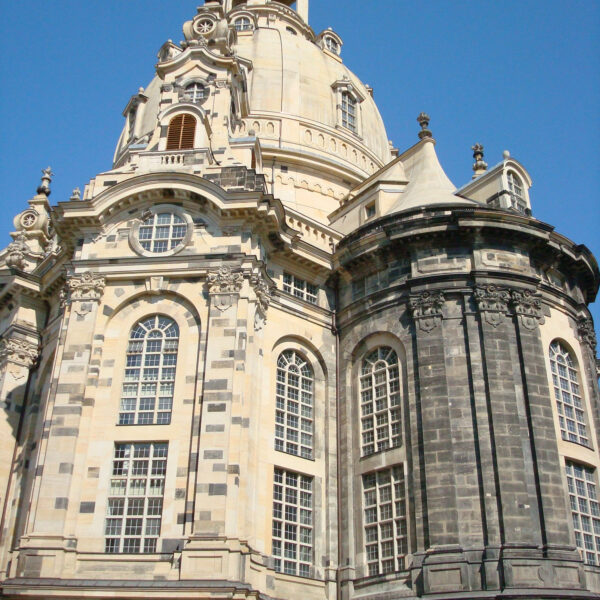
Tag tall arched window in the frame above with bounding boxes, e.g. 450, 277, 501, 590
341, 91, 357, 133
507, 171, 526, 213
275, 350, 314, 459
166, 114, 196, 150
549, 341, 590, 447
360, 347, 401, 456
119, 315, 179, 426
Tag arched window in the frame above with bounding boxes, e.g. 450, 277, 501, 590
234, 16, 253, 31
166, 114, 196, 150
119, 315, 179, 426
275, 350, 314, 459
507, 171, 526, 213
549, 341, 590, 447
360, 347, 401, 456
341, 91, 357, 133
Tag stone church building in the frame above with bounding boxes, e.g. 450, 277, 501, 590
0, 1, 598, 598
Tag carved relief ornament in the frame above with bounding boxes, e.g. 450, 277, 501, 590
409, 291, 445, 333
250, 272, 275, 331
578, 317, 597, 354
207, 266, 244, 313
67, 271, 106, 302
474, 285, 510, 327
0, 338, 39, 369
510, 289, 545, 330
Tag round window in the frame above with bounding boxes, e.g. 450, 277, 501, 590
195, 18, 216, 35
130, 206, 193, 256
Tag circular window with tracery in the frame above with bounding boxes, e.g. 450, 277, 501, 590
194, 18, 216, 35
20, 212, 37, 229
130, 205, 193, 257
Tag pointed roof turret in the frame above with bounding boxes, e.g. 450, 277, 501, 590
384, 117, 479, 215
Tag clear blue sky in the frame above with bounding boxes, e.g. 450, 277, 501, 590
1, 1, 598, 328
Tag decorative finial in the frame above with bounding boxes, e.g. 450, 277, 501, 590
70, 187, 81, 201
417, 112, 432, 139
503, 150, 510, 160
37, 167, 54, 196
472, 143, 488, 177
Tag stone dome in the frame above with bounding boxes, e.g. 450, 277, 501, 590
112, 1, 393, 221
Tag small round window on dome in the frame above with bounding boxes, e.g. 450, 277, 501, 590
138, 212, 188, 254
234, 16, 253, 32
183, 82, 209, 104
324, 36, 340, 55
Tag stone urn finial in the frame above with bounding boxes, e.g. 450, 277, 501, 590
417, 112, 432, 140
472, 143, 488, 177
37, 166, 54, 196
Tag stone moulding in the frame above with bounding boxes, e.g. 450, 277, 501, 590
0, 338, 39, 368
409, 290, 445, 333
67, 271, 106, 302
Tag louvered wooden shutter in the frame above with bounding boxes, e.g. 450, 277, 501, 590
166, 114, 196, 150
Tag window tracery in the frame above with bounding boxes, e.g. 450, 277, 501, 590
119, 315, 179, 426
549, 341, 590, 447
275, 350, 314, 459
360, 346, 401, 456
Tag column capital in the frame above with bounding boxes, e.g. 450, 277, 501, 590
510, 288, 545, 330
474, 284, 510, 327
409, 290, 444, 333
0, 337, 39, 369
66, 271, 106, 302
207, 266, 244, 295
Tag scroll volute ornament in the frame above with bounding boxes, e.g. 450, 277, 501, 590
409, 291, 445, 333
510, 289, 545, 330
67, 272, 106, 302
0, 338, 39, 369
474, 285, 510, 327
578, 317, 598, 355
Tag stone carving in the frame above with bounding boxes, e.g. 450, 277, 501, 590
510, 289, 545, 330
474, 285, 510, 327
207, 266, 244, 294
67, 271, 106, 302
250, 272, 275, 331
578, 317, 597, 354
0, 338, 39, 368
409, 291, 444, 333
5, 232, 29, 270
207, 266, 244, 312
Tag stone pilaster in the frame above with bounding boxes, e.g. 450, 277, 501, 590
181, 265, 249, 579
17, 271, 104, 578
474, 285, 540, 549
408, 291, 459, 548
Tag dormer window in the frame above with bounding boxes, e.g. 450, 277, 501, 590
183, 82, 209, 104
166, 114, 196, 150
341, 92, 357, 133
234, 16, 253, 31
325, 36, 339, 55
507, 171, 526, 213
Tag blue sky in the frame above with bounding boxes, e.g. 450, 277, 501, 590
0, 1, 598, 327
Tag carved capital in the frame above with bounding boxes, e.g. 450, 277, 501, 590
474, 285, 510, 327
207, 266, 244, 295
578, 317, 597, 355
409, 291, 444, 333
0, 337, 39, 369
510, 289, 545, 330
67, 271, 106, 302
